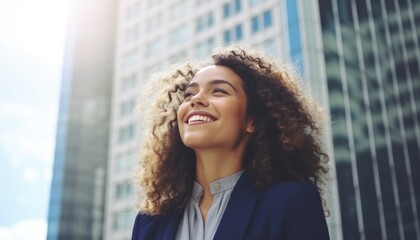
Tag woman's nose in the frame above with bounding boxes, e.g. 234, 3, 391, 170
190, 93, 209, 107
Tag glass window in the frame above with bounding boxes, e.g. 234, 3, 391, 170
195, 42, 206, 58
223, 30, 231, 43
113, 211, 134, 231
146, 38, 164, 56
223, 3, 230, 19
197, 12, 214, 32
115, 184, 122, 200
171, 0, 189, 20
126, 1, 140, 21
116, 150, 137, 173
118, 127, 125, 143
249, 0, 260, 5
127, 124, 135, 140
125, 24, 139, 43
195, 37, 215, 59
120, 98, 136, 117
263, 10, 273, 28
207, 37, 215, 50
118, 123, 136, 143
251, 16, 259, 33
123, 49, 139, 69
235, 24, 243, 40
289, 26, 301, 53
262, 38, 278, 57
121, 74, 137, 92
207, 12, 214, 27
146, 13, 162, 32
235, 0, 242, 13
170, 25, 188, 45
195, 16, 203, 32
115, 183, 132, 200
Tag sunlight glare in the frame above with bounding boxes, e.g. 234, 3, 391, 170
0, 0, 70, 66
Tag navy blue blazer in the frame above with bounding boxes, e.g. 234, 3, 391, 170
132, 173, 329, 240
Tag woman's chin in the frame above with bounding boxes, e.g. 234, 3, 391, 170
182, 138, 222, 150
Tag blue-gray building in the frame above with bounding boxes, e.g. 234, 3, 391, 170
46, 0, 116, 239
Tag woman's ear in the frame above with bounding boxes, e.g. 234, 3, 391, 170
246, 119, 255, 133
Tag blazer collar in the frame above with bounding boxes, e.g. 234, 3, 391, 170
213, 172, 259, 239
157, 208, 183, 240
158, 172, 258, 240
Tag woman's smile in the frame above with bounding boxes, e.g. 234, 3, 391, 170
187, 115, 214, 124
185, 111, 217, 125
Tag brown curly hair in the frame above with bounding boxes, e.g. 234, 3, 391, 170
135, 46, 329, 216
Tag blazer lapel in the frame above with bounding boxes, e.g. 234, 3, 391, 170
213, 172, 259, 240
157, 208, 183, 240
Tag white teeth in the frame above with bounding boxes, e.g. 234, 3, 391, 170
188, 115, 214, 124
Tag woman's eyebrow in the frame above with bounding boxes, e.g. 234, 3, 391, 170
185, 82, 198, 89
186, 79, 237, 92
209, 79, 237, 92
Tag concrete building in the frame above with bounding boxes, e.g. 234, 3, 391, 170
46, 0, 117, 239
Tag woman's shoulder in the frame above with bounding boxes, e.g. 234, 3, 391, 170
132, 210, 181, 239
263, 181, 318, 196
133, 212, 159, 230
258, 181, 321, 208
248, 181, 328, 239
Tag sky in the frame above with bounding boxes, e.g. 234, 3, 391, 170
0, 0, 69, 239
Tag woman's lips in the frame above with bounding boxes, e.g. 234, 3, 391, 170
188, 115, 215, 124
185, 111, 217, 124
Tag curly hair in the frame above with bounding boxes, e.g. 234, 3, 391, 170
135, 46, 329, 216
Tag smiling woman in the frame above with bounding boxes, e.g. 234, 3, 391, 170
133, 46, 330, 240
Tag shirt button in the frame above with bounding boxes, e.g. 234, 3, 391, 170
214, 183, 220, 190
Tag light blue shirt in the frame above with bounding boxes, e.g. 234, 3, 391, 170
175, 170, 244, 240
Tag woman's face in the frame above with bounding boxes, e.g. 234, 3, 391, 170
177, 65, 253, 150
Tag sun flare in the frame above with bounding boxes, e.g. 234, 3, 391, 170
0, 0, 70, 65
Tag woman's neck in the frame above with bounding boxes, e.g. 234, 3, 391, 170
195, 149, 244, 187
194, 149, 244, 224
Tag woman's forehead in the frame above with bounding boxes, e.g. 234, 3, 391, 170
190, 65, 243, 86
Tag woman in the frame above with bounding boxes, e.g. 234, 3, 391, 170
132, 46, 330, 240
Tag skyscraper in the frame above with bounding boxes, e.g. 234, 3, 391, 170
46, 0, 117, 239
318, 0, 420, 239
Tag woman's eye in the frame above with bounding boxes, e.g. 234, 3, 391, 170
213, 88, 228, 95
183, 92, 194, 100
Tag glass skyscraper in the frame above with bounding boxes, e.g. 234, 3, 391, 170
318, 0, 420, 239
46, 0, 117, 239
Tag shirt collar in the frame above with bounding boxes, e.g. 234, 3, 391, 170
192, 170, 244, 201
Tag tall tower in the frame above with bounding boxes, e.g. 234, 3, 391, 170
46, 0, 117, 239
317, 0, 420, 239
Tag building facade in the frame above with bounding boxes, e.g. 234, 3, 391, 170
46, 0, 117, 239
318, 0, 420, 239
